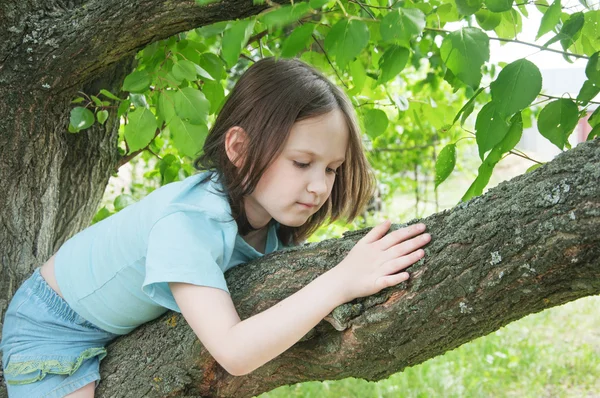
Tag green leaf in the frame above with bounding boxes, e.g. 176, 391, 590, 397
114, 194, 137, 211
455, 0, 483, 16
222, 18, 256, 68
281, 23, 315, 58
100, 89, 123, 101
494, 9, 522, 39
475, 102, 511, 159
585, 52, 600, 85
484, 0, 513, 13
435, 143, 457, 188
309, 0, 329, 8
475, 10, 502, 30
577, 11, 600, 56
91, 207, 112, 224
363, 109, 389, 138
378, 45, 410, 84
117, 100, 131, 118
174, 87, 210, 125
440, 27, 490, 89
71, 97, 85, 104
453, 87, 485, 124
537, 99, 579, 150
463, 113, 522, 200
157, 91, 177, 126
196, 21, 228, 37
169, 117, 208, 158
199, 53, 225, 80
70, 107, 95, 131
380, 8, 426, 44
202, 80, 225, 115
526, 163, 543, 173
324, 19, 370, 68
123, 71, 151, 93
124, 107, 158, 153
259, 3, 311, 29
536, 0, 561, 40
490, 58, 542, 116
91, 95, 103, 107
349, 58, 367, 92
194, 64, 214, 81
172, 60, 198, 82
576, 80, 600, 105
588, 106, 600, 127
544, 12, 584, 50
588, 125, 600, 140
96, 110, 109, 125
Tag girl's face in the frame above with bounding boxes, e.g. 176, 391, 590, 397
245, 109, 349, 229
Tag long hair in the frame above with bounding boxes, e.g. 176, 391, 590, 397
195, 57, 374, 245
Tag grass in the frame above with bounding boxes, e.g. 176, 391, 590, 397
258, 295, 600, 398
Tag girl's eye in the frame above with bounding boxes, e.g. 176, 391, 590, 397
326, 168, 338, 175
293, 161, 310, 168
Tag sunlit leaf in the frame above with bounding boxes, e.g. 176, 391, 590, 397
222, 18, 256, 68
490, 58, 542, 116
435, 143, 457, 187
378, 45, 410, 84
536, 0, 561, 40
380, 8, 425, 44
124, 107, 158, 153
440, 27, 490, 89
123, 71, 151, 93
324, 19, 370, 68
475, 102, 511, 159
70, 107, 95, 131
537, 99, 579, 150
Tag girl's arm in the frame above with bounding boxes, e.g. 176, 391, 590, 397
171, 220, 429, 376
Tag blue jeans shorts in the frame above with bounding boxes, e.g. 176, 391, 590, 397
0, 268, 119, 397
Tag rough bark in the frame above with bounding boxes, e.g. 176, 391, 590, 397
92, 138, 599, 397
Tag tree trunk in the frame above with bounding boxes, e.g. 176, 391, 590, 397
1, 0, 599, 396
91, 138, 596, 397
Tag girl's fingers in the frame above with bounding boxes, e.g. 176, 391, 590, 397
362, 220, 391, 244
384, 234, 431, 260
377, 223, 427, 251
374, 272, 410, 290
381, 249, 424, 275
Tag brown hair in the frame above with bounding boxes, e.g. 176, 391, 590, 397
195, 57, 374, 245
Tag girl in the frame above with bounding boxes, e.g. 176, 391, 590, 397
0, 57, 430, 397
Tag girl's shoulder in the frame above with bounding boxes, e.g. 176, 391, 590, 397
154, 171, 232, 223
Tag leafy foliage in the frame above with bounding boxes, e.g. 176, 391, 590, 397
67, 0, 595, 222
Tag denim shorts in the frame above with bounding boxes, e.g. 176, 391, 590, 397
0, 268, 119, 398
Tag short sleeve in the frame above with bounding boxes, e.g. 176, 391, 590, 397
142, 211, 232, 312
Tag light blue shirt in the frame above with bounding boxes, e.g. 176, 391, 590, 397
55, 171, 282, 335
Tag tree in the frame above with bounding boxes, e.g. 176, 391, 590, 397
1, 0, 598, 396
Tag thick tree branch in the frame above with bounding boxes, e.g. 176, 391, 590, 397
95, 138, 600, 397
0, 0, 278, 90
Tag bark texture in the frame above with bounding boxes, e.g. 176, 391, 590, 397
93, 138, 598, 397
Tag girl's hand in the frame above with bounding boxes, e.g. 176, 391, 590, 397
334, 220, 430, 302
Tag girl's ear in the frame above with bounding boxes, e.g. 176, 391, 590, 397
224, 126, 248, 168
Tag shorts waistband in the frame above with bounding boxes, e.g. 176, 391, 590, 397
27, 268, 83, 324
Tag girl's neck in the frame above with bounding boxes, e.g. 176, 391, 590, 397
241, 225, 269, 254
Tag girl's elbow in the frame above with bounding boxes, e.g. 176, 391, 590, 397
219, 354, 250, 376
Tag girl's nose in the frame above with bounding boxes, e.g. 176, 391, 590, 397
307, 171, 328, 195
